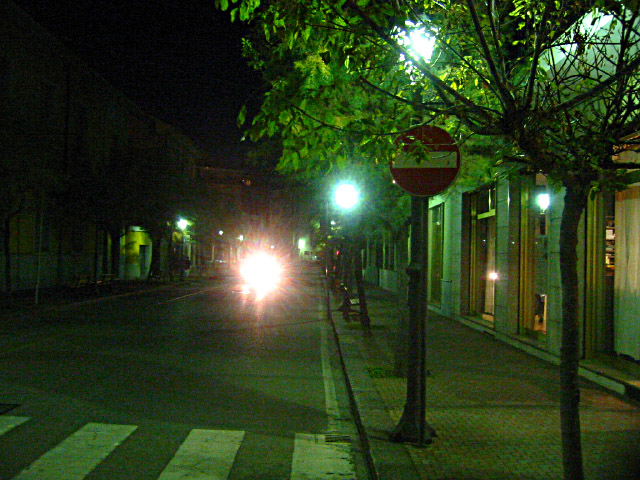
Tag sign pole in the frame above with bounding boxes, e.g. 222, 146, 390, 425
389, 124, 459, 445
390, 194, 434, 445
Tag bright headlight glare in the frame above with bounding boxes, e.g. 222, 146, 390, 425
240, 253, 281, 294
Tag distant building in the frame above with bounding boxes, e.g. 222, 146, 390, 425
0, 2, 207, 291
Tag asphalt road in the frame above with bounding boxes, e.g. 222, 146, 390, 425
0, 262, 366, 479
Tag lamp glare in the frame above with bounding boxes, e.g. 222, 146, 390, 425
334, 184, 359, 210
537, 193, 550, 212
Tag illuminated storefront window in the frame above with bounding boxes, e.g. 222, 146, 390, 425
429, 203, 444, 306
519, 174, 549, 337
466, 185, 497, 323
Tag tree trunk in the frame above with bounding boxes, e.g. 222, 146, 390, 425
559, 183, 588, 480
353, 243, 371, 331
339, 243, 353, 316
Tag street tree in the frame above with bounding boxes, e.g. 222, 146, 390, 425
219, 1, 640, 478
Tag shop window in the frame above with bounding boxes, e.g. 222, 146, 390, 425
519, 174, 549, 336
467, 185, 497, 322
429, 203, 444, 306
611, 185, 640, 363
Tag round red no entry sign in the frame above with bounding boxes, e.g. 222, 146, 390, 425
390, 125, 460, 197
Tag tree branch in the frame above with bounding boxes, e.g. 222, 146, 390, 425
466, 0, 515, 112
524, 5, 551, 108
549, 49, 640, 114
345, 0, 496, 126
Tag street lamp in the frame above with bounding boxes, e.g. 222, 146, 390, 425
334, 183, 360, 210
329, 182, 370, 330
177, 218, 189, 231
537, 193, 550, 212
397, 20, 436, 64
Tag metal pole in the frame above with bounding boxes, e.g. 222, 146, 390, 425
390, 195, 434, 445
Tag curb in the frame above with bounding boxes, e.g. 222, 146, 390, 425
324, 279, 421, 480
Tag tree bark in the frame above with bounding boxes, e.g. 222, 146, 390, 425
559, 183, 588, 480
353, 243, 371, 331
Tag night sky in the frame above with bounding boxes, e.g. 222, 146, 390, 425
13, 0, 263, 167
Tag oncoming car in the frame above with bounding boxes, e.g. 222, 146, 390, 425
239, 252, 283, 299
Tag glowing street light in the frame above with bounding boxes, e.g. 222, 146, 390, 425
537, 193, 550, 212
177, 218, 189, 231
398, 20, 436, 63
334, 183, 360, 210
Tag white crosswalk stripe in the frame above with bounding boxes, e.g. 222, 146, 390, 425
157, 429, 244, 480
291, 433, 356, 480
0, 415, 30, 435
12, 422, 137, 480
0, 417, 356, 479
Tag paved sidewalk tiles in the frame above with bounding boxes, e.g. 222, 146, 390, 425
335, 285, 640, 480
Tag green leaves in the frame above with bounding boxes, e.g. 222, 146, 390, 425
227, 0, 640, 204
236, 105, 247, 128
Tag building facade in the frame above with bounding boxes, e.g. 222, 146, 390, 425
362, 162, 640, 398
1, 2, 206, 292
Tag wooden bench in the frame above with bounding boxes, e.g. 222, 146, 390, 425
336, 282, 361, 322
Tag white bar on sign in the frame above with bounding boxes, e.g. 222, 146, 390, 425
392, 150, 457, 168
157, 429, 245, 480
13, 422, 137, 480
291, 433, 355, 480
0, 416, 30, 436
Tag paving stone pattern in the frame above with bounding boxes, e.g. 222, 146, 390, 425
354, 286, 640, 480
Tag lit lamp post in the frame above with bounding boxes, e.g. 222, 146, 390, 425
174, 218, 191, 280
177, 218, 190, 259
334, 183, 359, 210
331, 183, 370, 330
177, 218, 189, 231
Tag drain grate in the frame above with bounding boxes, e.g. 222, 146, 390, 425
0, 404, 20, 415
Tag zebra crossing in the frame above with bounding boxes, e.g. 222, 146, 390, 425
0, 416, 357, 480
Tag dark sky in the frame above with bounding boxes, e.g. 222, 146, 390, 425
14, 0, 263, 167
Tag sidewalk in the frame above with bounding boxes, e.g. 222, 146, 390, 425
331, 284, 640, 480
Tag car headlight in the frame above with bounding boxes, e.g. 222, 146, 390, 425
240, 252, 281, 296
